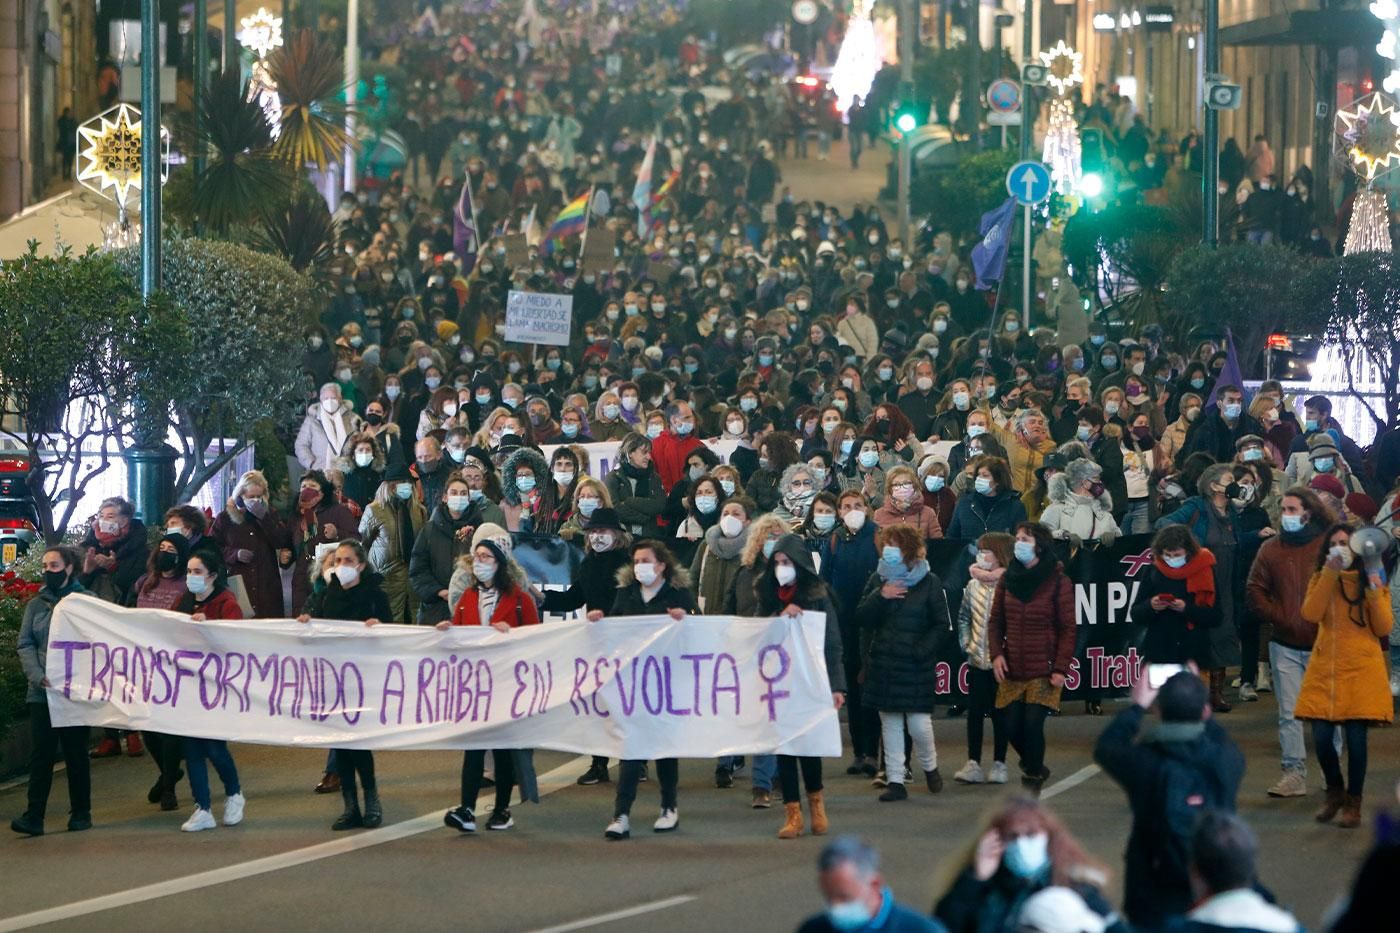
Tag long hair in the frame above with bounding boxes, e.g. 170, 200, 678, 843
1314, 522, 1370, 628
936, 795, 1110, 895
740, 515, 789, 569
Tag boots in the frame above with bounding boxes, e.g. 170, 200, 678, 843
808, 791, 829, 836
1315, 784, 1345, 823
1209, 669, 1233, 713
1021, 769, 1049, 798
362, 786, 383, 829
1338, 794, 1363, 829
332, 787, 363, 831
777, 801, 804, 839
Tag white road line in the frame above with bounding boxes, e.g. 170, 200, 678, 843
525, 895, 698, 933
1041, 764, 1101, 799
0, 755, 593, 933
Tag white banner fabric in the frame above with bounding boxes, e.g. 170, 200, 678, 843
45, 594, 841, 758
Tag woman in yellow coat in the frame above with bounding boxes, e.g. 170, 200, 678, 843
1297, 523, 1394, 829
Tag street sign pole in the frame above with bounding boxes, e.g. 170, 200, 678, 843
1022, 202, 1032, 329
897, 0, 914, 246
1007, 161, 1051, 330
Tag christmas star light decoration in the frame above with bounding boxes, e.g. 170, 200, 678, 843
1039, 41, 1083, 97
1334, 92, 1400, 181
76, 104, 145, 207
238, 8, 283, 59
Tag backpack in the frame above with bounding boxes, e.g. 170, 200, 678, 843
1145, 749, 1229, 890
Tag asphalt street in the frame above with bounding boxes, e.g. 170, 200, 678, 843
1, 694, 1394, 932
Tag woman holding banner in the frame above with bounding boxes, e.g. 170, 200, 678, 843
298, 540, 391, 831
757, 534, 845, 839
989, 522, 1076, 797
589, 539, 696, 841
439, 540, 540, 833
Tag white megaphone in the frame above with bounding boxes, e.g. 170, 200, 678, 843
1350, 526, 1391, 577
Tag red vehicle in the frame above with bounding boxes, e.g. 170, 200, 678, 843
0, 443, 40, 570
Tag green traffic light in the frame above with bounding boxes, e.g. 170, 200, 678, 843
1079, 172, 1105, 198
896, 112, 917, 133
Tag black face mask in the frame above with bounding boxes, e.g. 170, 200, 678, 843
43, 570, 68, 593
157, 552, 180, 573
418, 458, 441, 474
365, 413, 385, 426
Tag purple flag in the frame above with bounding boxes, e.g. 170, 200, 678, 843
453, 174, 479, 274
970, 198, 1017, 291
1205, 328, 1249, 409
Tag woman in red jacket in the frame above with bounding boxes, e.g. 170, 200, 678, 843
438, 540, 539, 833
989, 522, 1076, 796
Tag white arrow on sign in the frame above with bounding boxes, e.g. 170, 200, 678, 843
1016, 166, 1039, 201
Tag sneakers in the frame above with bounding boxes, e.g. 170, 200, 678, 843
125, 733, 144, 757
67, 813, 91, 832
1391, 671, 1400, 698
653, 808, 679, 832
181, 808, 217, 832
871, 769, 888, 788
444, 807, 476, 833
879, 782, 908, 802
605, 814, 630, 840
751, 788, 772, 809
576, 763, 610, 786
1267, 771, 1307, 798
486, 808, 513, 831
988, 762, 1009, 784
925, 768, 944, 794
1258, 666, 1273, 693
953, 760, 985, 785
222, 793, 245, 827
90, 737, 121, 759
1238, 683, 1259, 703
715, 767, 734, 789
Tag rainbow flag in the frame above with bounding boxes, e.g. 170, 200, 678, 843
652, 170, 678, 203
542, 189, 590, 254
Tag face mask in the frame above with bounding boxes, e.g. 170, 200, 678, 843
1189, 377, 1206, 390
924, 475, 945, 492
551, 467, 576, 486
503, 397, 520, 410
758, 353, 774, 367
1312, 457, 1334, 473
858, 450, 879, 469
1329, 545, 1354, 569
561, 421, 580, 438
646, 424, 663, 439
473, 559, 499, 583
589, 532, 615, 552
675, 421, 694, 436
762, 538, 777, 559
881, 545, 903, 565
1005, 320, 1020, 333
1014, 540, 1037, 566
425, 377, 442, 391
621, 396, 639, 412
1280, 514, 1305, 533
692, 494, 718, 515
634, 562, 659, 586
1185, 407, 1200, 422
1077, 426, 1092, 442
335, 565, 361, 587
449, 492, 476, 513
354, 450, 376, 469
395, 483, 414, 500
385, 385, 401, 401
1130, 361, 1146, 376
155, 551, 180, 574
773, 562, 799, 587
983, 385, 998, 399
1242, 447, 1263, 463
515, 475, 537, 494
1304, 418, 1319, 433
974, 476, 993, 495
967, 424, 986, 438
182, 570, 212, 595
1004, 832, 1050, 879
1223, 402, 1242, 419
1104, 401, 1121, 416
1162, 553, 1189, 570
843, 510, 867, 533
320, 397, 342, 415
1071, 358, 1085, 372
877, 367, 894, 382
975, 551, 997, 571
915, 376, 934, 393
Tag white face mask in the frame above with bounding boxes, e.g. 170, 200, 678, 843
334, 564, 360, 587
320, 398, 340, 414
774, 563, 797, 586
842, 510, 866, 532
354, 451, 374, 468
719, 514, 744, 538
634, 562, 659, 586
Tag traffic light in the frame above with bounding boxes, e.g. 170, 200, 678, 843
1079, 172, 1105, 198
1080, 126, 1107, 172
895, 107, 918, 134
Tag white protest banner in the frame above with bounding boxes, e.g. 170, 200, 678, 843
505, 290, 573, 347
45, 594, 841, 759
541, 439, 739, 482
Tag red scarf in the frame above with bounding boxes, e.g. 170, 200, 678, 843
777, 583, 797, 604
1153, 550, 1217, 607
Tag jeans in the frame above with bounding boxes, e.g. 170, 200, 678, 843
461, 749, 515, 814
1270, 642, 1310, 774
1313, 721, 1369, 795
184, 737, 241, 811
1122, 499, 1151, 535
26, 702, 90, 820
614, 759, 677, 817
1246, 229, 1274, 245
880, 712, 937, 782
966, 667, 1008, 764
750, 754, 778, 791
777, 756, 823, 803
1004, 701, 1050, 777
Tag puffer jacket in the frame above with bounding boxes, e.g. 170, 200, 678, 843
359, 496, 427, 576
1245, 524, 1328, 650
857, 571, 950, 711
17, 582, 86, 703
989, 561, 1077, 681
1040, 474, 1120, 543
958, 572, 1000, 670
408, 504, 477, 624
1295, 568, 1395, 724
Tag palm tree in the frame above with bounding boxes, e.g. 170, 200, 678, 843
267, 29, 352, 173
252, 189, 340, 274
193, 67, 288, 233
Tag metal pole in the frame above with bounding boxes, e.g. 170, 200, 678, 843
1202, 0, 1219, 246
141, 0, 160, 298
1022, 203, 1032, 329
1019, 0, 1032, 164
194, 0, 208, 181
224, 0, 236, 72
344, 0, 359, 194
967, 0, 982, 151
897, 0, 914, 246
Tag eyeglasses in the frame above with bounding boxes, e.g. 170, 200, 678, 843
790, 479, 815, 489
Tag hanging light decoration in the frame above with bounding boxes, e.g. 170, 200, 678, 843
1041, 98, 1081, 195
830, 1, 882, 114
238, 8, 284, 60
1344, 188, 1393, 255
1038, 41, 1084, 97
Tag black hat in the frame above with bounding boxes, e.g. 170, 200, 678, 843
582, 507, 624, 532
497, 433, 524, 454
463, 445, 495, 472
1036, 452, 1070, 482
385, 462, 413, 483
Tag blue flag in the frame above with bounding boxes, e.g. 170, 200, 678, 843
970, 197, 1017, 291
1205, 328, 1249, 409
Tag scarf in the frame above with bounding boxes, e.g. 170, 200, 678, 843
703, 522, 749, 560
93, 525, 125, 549
969, 564, 1006, 587
318, 407, 348, 467
1004, 556, 1057, 602
620, 459, 653, 495
1280, 521, 1325, 547
777, 582, 797, 604
877, 558, 930, 589
1147, 721, 1206, 744
1154, 550, 1217, 607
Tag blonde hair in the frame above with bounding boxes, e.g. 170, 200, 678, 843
571, 477, 612, 508
740, 514, 789, 568
232, 470, 270, 502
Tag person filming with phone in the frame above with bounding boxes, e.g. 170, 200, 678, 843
1093, 666, 1245, 930
1130, 525, 1222, 669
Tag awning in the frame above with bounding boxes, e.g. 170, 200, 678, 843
1221, 10, 1382, 47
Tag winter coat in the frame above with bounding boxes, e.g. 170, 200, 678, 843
1131, 563, 1223, 665
290, 500, 361, 615
302, 571, 391, 622
1040, 476, 1121, 544
295, 403, 364, 472
649, 430, 702, 493
1295, 568, 1395, 724
836, 312, 879, 360
1094, 705, 1246, 927
1245, 525, 1328, 650
605, 465, 666, 538
958, 573, 1000, 670
873, 499, 943, 539
608, 564, 698, 616
17, 582, 86, 703
210, 504, 290, 618
857, 571, 950, 711
935, 868, 1118, 933
409, 504, 478, 624
1181, 407, 1263, 465
1165, 890, 1302, 933
722, 561, 767, 616
359, 497, 427, 576
542, 547, 629, 615
334, 437, 388, 510
78, 520, 149, 605
451, 583, 542, 628
824, 521, 879, 619
945, 490, 1027, 541
690, 523, 749, 613
989, 561, 1076, 681
499, 447, 549, 532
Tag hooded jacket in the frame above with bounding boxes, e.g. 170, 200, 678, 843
500, 446, 549, 532
409, 503, 479, 625
1294, 568, 1394, 724
754, 535, 846, 694
1040, 472, 1120, 544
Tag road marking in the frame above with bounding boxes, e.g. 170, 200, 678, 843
0, 755, 593, 932
1041, 764, 1101, 799
525, 895, 697, 933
